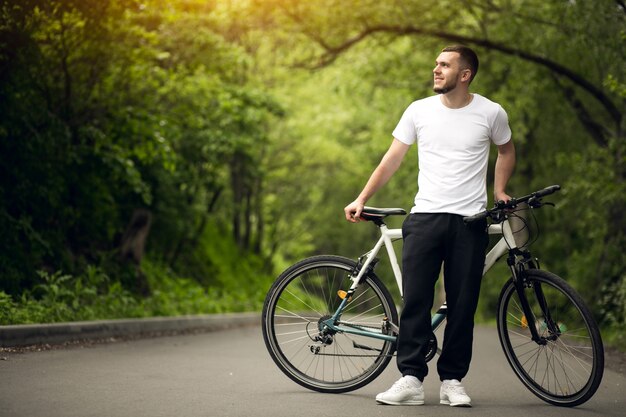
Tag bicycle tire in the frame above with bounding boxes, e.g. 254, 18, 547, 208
262, 255, 398, 393
497, 269, 604, 407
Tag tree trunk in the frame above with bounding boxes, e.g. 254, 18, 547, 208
120, 208, 152, 295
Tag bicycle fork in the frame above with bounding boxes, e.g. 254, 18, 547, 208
508, 250, 561, 344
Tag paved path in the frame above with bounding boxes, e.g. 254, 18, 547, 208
0, 325, 624, 417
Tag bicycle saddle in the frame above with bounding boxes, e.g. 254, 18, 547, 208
360, 207, 407, 223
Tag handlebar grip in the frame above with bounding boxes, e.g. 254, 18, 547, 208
463, 210, 489, 224
534, 184, 561, 198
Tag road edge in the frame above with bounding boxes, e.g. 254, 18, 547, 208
0, 312, 261, 348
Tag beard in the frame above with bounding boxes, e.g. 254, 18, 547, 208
433, 80, 457, 94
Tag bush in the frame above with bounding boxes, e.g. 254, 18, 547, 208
0, 258, 272, 325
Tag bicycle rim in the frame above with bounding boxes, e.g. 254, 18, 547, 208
497, 270, 604, 406
262, 255, 398, 393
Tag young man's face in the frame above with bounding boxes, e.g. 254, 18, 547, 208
432, 51, 468, 94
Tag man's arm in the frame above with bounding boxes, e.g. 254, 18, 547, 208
344, 138, 411, 222
494, 140, 516, 202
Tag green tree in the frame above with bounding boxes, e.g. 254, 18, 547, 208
244, 0, 625, 337
0, 0, 281, 298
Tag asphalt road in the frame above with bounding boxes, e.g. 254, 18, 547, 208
0, 325, 624, 417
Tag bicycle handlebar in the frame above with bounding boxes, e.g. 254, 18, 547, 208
463, 185, 561, 224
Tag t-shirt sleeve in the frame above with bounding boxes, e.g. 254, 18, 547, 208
392, 103, 417, 145
490, 105, 512, 145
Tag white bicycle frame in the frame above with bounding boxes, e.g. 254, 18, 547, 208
348, 219, 519, 298
321, 215, 522, 342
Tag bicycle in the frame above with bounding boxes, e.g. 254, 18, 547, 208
262, 185, 604, 407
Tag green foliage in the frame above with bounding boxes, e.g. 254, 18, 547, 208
0, 253, 271, 325
0, 291, 20, 324
0, 0, 624, 353
0, 0, 279, 297
0, 267, 139, 324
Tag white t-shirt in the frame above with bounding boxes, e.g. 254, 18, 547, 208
393, 94, 511, 216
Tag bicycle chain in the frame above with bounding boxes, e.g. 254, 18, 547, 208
310, 351, 396, 358
336, 321, 383, 330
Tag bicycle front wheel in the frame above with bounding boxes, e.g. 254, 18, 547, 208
262, 255, 398, 393
497, 269, 604, 407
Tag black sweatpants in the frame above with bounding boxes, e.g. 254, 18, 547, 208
397, 213, 488, 382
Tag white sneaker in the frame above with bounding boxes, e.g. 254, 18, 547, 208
375, 376, 424, 405
440, 379, 472, 407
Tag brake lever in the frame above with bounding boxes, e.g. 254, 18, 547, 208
528, 197, 555, 209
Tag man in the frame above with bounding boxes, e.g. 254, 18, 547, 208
344, 45, 516, 407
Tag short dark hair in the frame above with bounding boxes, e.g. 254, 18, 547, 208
442, 45, 479, 83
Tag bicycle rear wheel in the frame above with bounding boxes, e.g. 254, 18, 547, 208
497, 269, 604, 407
262, 255, 398, 393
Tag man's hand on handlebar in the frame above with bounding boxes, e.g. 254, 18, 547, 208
465, 185, 561, 224
494, 190, 512, 205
